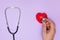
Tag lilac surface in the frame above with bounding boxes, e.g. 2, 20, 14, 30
0, 0, 59, 40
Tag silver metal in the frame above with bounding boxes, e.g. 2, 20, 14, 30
42, 18, 47, 21
5, 7, 21, 40
42, 18, 48, 23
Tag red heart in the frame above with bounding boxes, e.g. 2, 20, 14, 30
36, 12, 48, 23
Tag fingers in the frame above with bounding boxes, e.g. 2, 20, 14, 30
42, 18, 50, 33
42, 18, 56, 34
46, 18, 56, 31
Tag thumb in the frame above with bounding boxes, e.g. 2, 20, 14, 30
42, 21, 46, 34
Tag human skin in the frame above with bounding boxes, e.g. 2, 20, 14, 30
42, 18, 56, 40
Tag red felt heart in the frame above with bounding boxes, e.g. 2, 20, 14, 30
36, 12, 48, 23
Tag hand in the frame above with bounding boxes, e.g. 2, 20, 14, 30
42, 18, 56, 40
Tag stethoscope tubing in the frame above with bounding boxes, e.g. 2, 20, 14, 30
5, 7, 21, 40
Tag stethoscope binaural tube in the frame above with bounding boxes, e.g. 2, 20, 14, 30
5, 7, 21, 40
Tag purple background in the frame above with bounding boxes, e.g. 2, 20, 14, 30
0, 0, 60, 40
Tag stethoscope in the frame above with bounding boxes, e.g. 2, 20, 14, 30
5, 7, 21, 40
